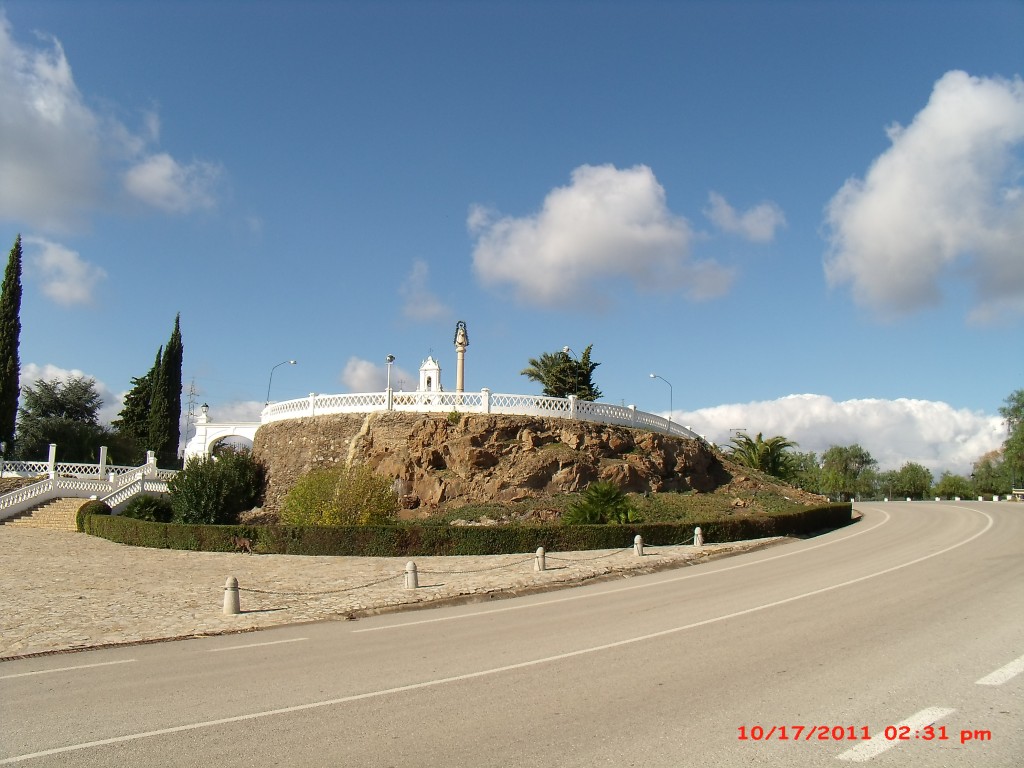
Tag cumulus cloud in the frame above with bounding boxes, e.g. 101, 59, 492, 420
704, 192, 786, 242
0, 16, 102, 229
122, 153, 220, 213
0, 14, 221, 229
824, 71, 1024, 322
23, 236, 106, 306
340, 356, 415, 392
470, 164, 734, 308
19, 362, 121, 425
399, 259, 451, 321
673, 393, 1005, 476
208, 400, 264, 424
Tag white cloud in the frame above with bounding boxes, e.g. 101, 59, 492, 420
340, 356, 415, 392
399, 259, 451, 321
704, 192, 786, 242
19, 362, 121, 425
0, 14, 222, 229
122, 153, 220, 214
470, 164, 734, 308
673, 393, 1005, 476
206, 400, 264, 424
824, 71, 1024, 322
23, 236, 106, 306
0, 16, 102, 230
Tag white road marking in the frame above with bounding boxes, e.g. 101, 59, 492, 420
836, 707, 955, 762
0, 659, 135, 681
0, 507, 993, 765
206, 637, 308, 653
976, 653, 1024, 686
355, 507, 894, 633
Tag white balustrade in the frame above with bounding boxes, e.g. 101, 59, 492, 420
258, 389, 702, 441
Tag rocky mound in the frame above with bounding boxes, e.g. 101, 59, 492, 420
253, 412, 741, 514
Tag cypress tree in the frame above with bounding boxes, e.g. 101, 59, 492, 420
112, 346, 161, 460
0, 236, 23, 448
148, 314, 183, 467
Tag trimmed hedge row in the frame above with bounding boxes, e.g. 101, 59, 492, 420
81, 503, 851, 556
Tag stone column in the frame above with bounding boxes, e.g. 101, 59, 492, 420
454, 321, 469, 393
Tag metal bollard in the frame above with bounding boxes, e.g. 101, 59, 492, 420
223, 576, 240, 615
694, 526, 704, 546
534, 546, 546, 572
404, 561, 418, 589
633, 535, 644, 557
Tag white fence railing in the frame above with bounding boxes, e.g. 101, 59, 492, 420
0, 449, 176, 522
261, 389, 703, 441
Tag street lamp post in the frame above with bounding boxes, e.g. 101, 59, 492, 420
648, 373, 673, 424
265, 360, 297, 405
385, 354, 395, 390
0, 441, 6, 479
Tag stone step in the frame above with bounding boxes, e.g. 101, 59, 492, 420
2, 498, 83, 532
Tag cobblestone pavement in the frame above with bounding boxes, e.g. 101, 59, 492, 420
0, 527, 779, 660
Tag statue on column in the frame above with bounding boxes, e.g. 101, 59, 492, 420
454, 320, 469, 393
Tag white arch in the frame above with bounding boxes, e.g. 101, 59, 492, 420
184, 416, 260, 461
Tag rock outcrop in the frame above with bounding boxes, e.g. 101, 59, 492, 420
253, 413, 731, 514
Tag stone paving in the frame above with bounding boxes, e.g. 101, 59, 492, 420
0, 527, 779, 660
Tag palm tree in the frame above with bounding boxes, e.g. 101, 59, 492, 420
520, 351, 567, 397
726, 431, 798, 480
520, 345, 603, 401
562, 481, 638, 525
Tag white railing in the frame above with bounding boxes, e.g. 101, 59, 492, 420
261, 389, 703, 441
101, 478, 171, 509
0, 452, 176, 522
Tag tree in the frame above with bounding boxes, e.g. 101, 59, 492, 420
821, 444, 877, 501
147, 315, 184, 467
789, 450, 823, 494
520, 344, 603, 401
0, 236, 23, 449
999, 389, 1024, 490
15, 376, 111, 462
113, 346, 161, 445
889, 461, 933, 499
934, 471, 975, 500
726, 431, 798, 480
972, 450, 1008, 494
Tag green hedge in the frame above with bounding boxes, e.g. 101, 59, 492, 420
81, 503, 851, 556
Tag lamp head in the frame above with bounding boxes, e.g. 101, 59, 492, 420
386, 354, 395, 364
288, 360, 296, 365
649, 373, 656, 379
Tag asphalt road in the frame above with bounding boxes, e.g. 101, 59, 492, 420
2, 501, 1021, 767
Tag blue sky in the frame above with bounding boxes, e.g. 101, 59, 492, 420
1, 0, 1022, 474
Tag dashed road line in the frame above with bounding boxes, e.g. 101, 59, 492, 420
976, 653, 1024, 686
836, 707, 955, 762
206, 637, 308, 653
0, 659, 135, 680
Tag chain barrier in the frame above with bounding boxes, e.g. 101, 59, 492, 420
417, 555, 535, 575
225, 541, 702, 605
236, 572, 401, 597
546, 545, 633, 563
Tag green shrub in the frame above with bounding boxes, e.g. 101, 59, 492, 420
120, 494, 173, 523
167, 447, 264, 525
76, 499, 111, 532
280, 464, 397, 526
562, 481, 640, 525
